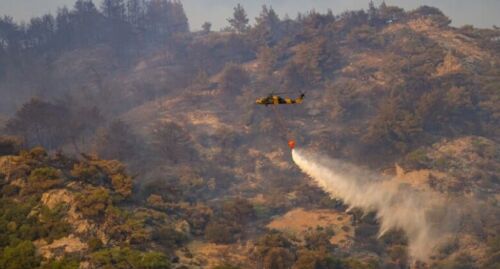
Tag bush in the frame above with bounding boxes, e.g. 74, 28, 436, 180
213, 264, 241, 269
257, 231, 293, 248
150, 122, 198, 164
110, 173, 133, 198
380, 229, 408, 246
0, 241, 41, 269
38, 205, 72, 243
404, 148, 430, 169
294, 250, 344, 269
0, 136, 22, 156
141, 252, 172, 269
71, 162, 103, 184
5, 99, 70, 149
91, 247, 170, 269
219, 63, 250, 94
222, 198, 255, 223
303, 227, 335, 251
185, 204, 213, 235
262, 247, 294, 269
2, 185, 20, 197
410, 6, 451, 26
88, 237, 103, 252
41, 256, 79, 269
95, 120, 138, 161
387, 245, 408, 266
71, 159, 132, 199
75, 187, 111, 219
253, 204, 272, 219
152, 226, 188, 250
355, 223, 379, 239
23, 167, 62, 194
363, 97, 423, 154
205, 221, 237, 244
347, 25, 387, 48
446, 253, 477, 269
0, 197, 40, 246
343, 258, 380, 269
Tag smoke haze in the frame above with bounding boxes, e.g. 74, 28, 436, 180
292, 148, 462, 261
1, 0, 499, 29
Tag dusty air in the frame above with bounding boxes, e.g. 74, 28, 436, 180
0, 1, 499, 269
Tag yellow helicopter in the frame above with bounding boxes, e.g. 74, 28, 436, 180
255, 93, 305, 106
255, 92, 305, 149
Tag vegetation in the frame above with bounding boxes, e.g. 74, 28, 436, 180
91, 247, 170, 269
0, 148, 174, 268
151, 121, 198, 164
0, 241, 41, 269
95, 120, 139, 161
227, 4, 249, 33
0, 0, 499, 268
0, 136, 21, 156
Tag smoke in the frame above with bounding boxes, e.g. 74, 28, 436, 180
292, 148, 461, 261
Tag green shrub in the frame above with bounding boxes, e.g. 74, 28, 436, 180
70, 162, 102, 184
405, 148, 430, 169
38, 205, 72, 243
71, 159, 133, 199
91, 247, 170, 269
88, 237, 103, 252
0, 241, 41, 269
23, 167, 62, 194
41, 256, 80, 269
75, 187, 111, 219
152, 226, 188, 249
0, 197, 39, 247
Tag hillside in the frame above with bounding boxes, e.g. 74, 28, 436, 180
1, 1, 500, 269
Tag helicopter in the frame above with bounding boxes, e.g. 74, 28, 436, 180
255, 92, 305, 149
255, 93, 305, 106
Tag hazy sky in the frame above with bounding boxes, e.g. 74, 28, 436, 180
1, 0, 499, 30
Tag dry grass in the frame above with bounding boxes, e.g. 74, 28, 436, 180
435, 52, 464, 77
267, 208, 354, 249
407, 18, 489, 61
176, 240, 252, 268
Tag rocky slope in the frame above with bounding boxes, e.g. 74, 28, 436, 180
1, 2, 499, 269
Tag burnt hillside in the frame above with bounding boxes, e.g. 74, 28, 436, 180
0, 1, 499, 268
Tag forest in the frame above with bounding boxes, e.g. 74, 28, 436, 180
0, 0, 500, 268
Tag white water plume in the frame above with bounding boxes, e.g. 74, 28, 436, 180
292, 148, 461, 261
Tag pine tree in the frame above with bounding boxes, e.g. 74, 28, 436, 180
126, 0, 144, 30
368, 0, 379, 25
96, 120, 138, 161
101, 0, 126, 20
144, 0, 189, 42
227, 4, 249, 33
167, 1, 189, 33
72, 0, 103, 46
0, 16, 22, 52
202, 22, 212, 33
380, 1, 388, 11
252, 5, 281, 46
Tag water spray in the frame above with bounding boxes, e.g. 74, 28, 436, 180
291, 148, 459, 261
